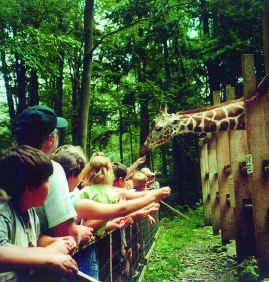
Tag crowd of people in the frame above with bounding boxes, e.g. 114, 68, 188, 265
0, 105, 171, 282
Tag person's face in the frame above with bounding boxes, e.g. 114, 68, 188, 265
68, 173, 82, 192
118, 177, 127, 188
51, 129, 59, 152
148, 175, 155, 185
31, 180, 50, 207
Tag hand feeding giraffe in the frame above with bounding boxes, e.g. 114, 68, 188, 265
141, 97, 248, 155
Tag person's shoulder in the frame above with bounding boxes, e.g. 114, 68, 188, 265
0, 202, 13, 221
51, 159, 64, 171
49, 160, 67, 181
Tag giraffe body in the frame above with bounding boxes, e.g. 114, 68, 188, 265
141, 99, 245, 154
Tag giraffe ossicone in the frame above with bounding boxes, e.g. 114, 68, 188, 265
141, 98, 246, 155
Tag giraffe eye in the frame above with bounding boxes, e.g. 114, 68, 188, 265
155, 127, 162, 132
171, 120, 179, 125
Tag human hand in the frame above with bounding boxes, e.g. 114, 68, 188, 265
132, 209, 148, 220
136, 155, 146, 165
61, 236, 77, 254
147, 214, 156, 225
46, 236, 77, 255
154, 186, 171, 201
145, 204, 160, 215
48, 254, 78, 276
77, 225, 94, 245
108, 217, 130, 230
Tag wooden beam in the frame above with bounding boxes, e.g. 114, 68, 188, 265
199, 139, 211, 225
207, 91, 221, 235
242, 54, 269, 277
215, 88, 235, 244
227, 84, 257, 262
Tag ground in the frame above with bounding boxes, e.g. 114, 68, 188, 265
143, 206, 249, 282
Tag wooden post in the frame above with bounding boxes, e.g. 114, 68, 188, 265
242, 54, 269, 276
207, 91, 221, 235
215, 90, 235, 244
263, 0, 269, 74
227, 85, 257, 261
199, 137, 211, 225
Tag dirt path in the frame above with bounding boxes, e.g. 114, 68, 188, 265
144, 212, 240, 282
175, 227, 238, 282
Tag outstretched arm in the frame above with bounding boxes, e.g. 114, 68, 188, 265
75, 187, 171, 222
126, 156, 146, 176
0, 245, 78, 275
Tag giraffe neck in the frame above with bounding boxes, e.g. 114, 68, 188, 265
177, 100, 245, 134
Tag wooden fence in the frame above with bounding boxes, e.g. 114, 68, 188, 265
199, 54, 269, 277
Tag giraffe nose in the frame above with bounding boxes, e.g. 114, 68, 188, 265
140, 145, 151, 155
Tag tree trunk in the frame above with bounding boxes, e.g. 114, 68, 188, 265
161, 145, 168, 176
71, 59, 81, 145
119, 108, 124, 163
200, 0, 220, 104
128, 109, 134, 164
263, 0, 269, 74
79, 0, 95, 153
15, 56, 27, 113
137, 25, 150, 166
56, 56, 64, 116
29, 69, 39, 106
1, 50, 16, 126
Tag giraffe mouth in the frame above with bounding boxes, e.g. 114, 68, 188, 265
140, 145, 151, 156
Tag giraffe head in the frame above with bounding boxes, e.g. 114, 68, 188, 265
141, 107, 188, 155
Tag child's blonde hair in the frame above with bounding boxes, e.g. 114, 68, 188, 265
83, 155, 114, 186
132, 172, 148, 191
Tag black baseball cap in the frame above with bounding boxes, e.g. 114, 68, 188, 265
14, 105, 68, 147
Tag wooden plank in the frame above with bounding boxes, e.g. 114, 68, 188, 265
227, 85, 257, 261
215, 90, 235, 244
207, 91, 221, 235
199, 138, 211, 226
242, 54, 269, 277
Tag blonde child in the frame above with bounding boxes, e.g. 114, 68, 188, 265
132, 172, 148, 192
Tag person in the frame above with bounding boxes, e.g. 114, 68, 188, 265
52, 145, 169, 223
52, 146, 171, 280
140, 167, 160, 190
0, 145, 78, 281
14, 105, 92, 243
132, 172, 148, 192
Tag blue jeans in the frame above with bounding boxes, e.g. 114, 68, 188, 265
76, 247, 99, 280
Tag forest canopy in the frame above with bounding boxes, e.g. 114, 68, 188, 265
0, 0, 266, 204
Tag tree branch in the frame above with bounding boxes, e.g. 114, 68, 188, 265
90, 1, 195, 56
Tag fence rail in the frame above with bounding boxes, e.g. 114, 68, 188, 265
36, 213, 159, 282
199, 54, 269, 278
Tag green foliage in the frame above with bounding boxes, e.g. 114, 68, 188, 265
238, 257, 260, 282
0, 0, 266, 203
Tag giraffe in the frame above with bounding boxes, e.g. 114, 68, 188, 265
140, 97, 249, 155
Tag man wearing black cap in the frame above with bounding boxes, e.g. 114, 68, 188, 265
14, 105, 92, 242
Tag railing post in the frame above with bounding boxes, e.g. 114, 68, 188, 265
215, 88, 235, 244
199, 137, 211, 225
227, 84, 257, 261
207, 91, 221, 235
242, 54, 269, 277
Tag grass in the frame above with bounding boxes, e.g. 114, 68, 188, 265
143, 205, 205, 281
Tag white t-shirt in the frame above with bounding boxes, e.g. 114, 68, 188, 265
36, 160, 77, 233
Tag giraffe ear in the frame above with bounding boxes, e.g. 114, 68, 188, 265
160, 105, 168, 115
